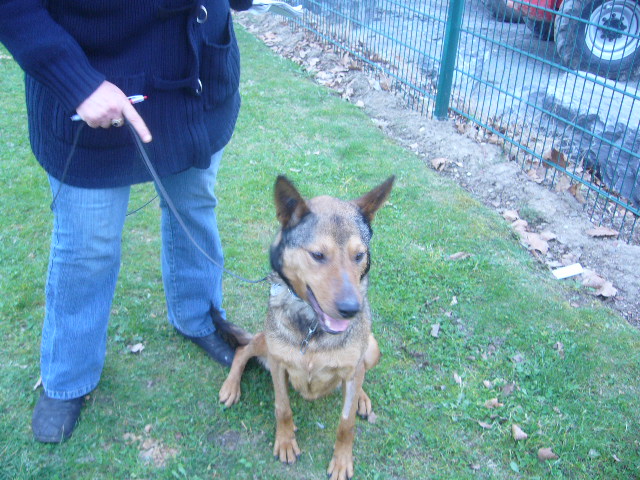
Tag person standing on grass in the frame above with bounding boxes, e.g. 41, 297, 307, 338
0, 0, 253, 443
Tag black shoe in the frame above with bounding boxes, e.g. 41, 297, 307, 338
32, 391, 84, 443
181, 330, 235, 367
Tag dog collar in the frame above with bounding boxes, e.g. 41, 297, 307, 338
270, 282, 319, 355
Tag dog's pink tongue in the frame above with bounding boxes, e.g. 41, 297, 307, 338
322, 312, 350, 332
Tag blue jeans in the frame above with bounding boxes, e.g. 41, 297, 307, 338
42, 151, 226, 400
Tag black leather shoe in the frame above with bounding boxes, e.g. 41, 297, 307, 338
181, 330, 235, 367
32, 391, 84, 443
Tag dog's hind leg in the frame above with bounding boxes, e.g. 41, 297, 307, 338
219, 333, 267, 407
357, 334, 380, 418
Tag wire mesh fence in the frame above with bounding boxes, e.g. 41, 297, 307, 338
294, 0, 640, 241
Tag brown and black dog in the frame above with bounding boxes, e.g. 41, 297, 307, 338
215, 175, 394, 480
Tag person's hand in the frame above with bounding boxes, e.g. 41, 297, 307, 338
75, 81, 152, 143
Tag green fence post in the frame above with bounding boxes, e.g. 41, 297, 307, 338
435, 0, 465, 120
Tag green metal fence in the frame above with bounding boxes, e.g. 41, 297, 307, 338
295, 0, 640, 241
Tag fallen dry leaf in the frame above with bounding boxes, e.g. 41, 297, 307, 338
511, 424, 528, 441
431, 157, 448, 171
449, 251, 471, 261
510, 219, 529, 235
523, 232, 549, 254
586, 226, 618, 238
478, 421, 493, 429
540, 230, 557, 241
595, 281, 617, 298
430, 323, 440, 338
485, 398, 504, 409
453, 372, 462, 386
554, 174, 572, 192
581, 269, 606, 289
549, 148, 568, 168
450, 296, 458, 306
538, 447, 559, 461
502, 210, 520, 222
129, 343, 145, 354
483, 380, 493, 389
502, 383, 516, 396
569, 183, 586, 204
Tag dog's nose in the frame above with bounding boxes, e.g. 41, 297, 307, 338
336, 299, 360, 318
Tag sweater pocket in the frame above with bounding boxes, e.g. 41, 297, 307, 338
200, 14, 240, 110
53, 73, 148, 148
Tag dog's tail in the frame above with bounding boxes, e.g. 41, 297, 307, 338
209, 304, 253, 349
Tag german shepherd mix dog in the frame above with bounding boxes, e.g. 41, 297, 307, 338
215, 175, 394, 480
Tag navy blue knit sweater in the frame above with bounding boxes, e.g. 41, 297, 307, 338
0, 0, 253, 187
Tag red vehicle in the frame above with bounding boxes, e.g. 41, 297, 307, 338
483, 0, 640, 79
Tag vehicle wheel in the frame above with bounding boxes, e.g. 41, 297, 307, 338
482, 0, 524, 22
554, 0, 640, 79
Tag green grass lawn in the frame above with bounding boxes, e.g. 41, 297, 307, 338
2, 25, 640, 480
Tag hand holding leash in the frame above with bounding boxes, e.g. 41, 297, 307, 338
73, 81, 152, 143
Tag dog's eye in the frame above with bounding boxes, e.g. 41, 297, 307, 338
355, 252, 366, 263
309, 251, 325, 262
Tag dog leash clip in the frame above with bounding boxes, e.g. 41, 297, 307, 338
300, 322, 318, 355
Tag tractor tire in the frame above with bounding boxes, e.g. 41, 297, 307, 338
482, 0, 524, 23
554, 0, 640, 79
525, 17, 555, 40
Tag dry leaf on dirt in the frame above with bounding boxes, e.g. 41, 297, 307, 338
430, 324, 440, 338
586, 226, 618, 238
547, 148, 568, 168
595, 281, 617, 298
502, 210, 520, 222
522, 232, 549, 254
538, 447, 559, 461
485, 398, 504, 409
554, 174, 572, 192
569, 183, 586, 204
581, 269, 606, 289
511, 424, 528, 441
581, 270, 617, 297
431, 157, 448, 171
510, 219, 529, 235
540, 230, 557, 241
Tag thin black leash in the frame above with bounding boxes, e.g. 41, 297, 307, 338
127, 124, 269, 284
49, 123, 159, 217
51, 121, 269, 285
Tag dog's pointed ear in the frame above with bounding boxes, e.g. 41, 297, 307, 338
274, 175, 310, 227
353, 175, 395, 223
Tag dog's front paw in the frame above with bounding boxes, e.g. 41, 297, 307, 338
356, 388, 372, 418
273, 434, 301, 464
327, 449, 354, 480
219, 377, 241, 407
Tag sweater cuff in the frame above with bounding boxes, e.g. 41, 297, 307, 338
24, 38, 106, 111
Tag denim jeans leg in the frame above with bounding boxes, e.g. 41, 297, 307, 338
43, 177, 130, 400
156, 150, 225, 337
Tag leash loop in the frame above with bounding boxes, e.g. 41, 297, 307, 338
127, 124, 269, 284
51, 121, 268, 285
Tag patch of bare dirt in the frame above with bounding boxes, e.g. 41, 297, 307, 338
235, 13, 640, 327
